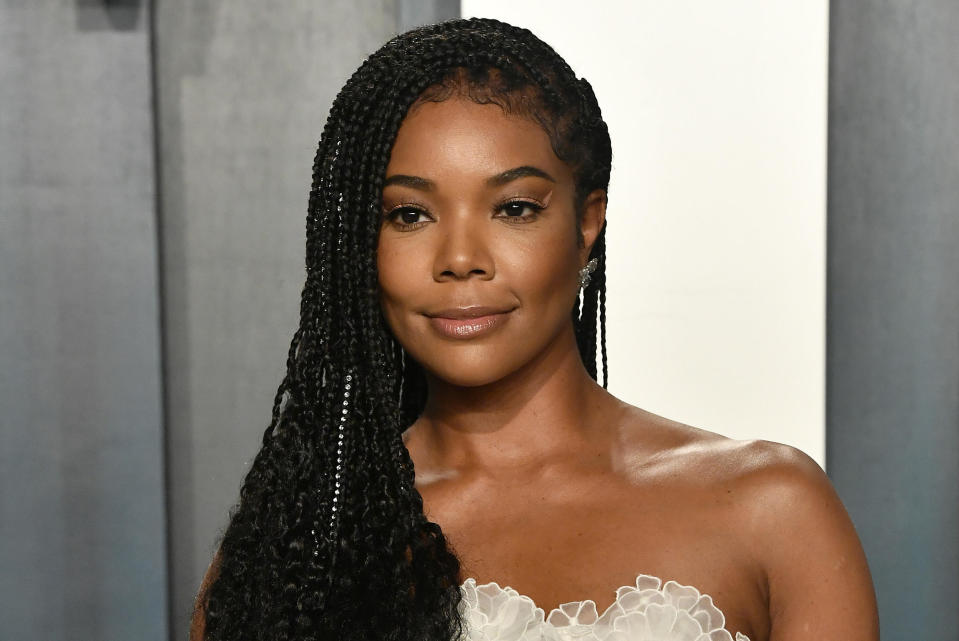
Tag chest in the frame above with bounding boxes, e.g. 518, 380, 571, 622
420, 476, 769, 640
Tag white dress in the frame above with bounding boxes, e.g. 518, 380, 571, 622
458, 573, 751, 641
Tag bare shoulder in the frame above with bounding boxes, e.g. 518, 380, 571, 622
685, 434, 852, 545
623, 408, 879, 640
697, 433, 829, 493
697, 436, 846, 536
730, 441, 878, 638
616, 404, 826, 488
728, 438, 832, 503
614, 405, 816, 486
621, 407, 860, 557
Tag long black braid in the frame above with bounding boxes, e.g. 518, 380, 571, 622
199, 17, 612, 641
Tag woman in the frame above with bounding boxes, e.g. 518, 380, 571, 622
191, 17, 879, 641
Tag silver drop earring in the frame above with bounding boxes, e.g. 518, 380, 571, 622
312, 371, 353, 557
578, 257, 599, 290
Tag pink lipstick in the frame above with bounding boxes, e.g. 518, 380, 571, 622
426, 306, 514, 340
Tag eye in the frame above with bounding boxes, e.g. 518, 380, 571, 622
495, 199, 545, 223
384, 204, 432, 230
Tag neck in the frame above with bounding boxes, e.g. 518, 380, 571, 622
414, 323, 616, 475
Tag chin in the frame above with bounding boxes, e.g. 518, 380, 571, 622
416, 347, 522, 388
427, 368, 505, 388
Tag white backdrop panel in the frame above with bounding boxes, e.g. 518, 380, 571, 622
462, 1, 829, 465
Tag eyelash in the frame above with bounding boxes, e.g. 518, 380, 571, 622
383, 198, 545, 231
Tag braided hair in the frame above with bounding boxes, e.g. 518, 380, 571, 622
199, 17, 612, 641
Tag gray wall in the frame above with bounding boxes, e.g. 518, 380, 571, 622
827, 2, 959, 640
153, 1, 458, 638
0, 2, 167, 640
0, 2, 457, 640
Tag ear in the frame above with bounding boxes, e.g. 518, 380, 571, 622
579, 188, 607, 264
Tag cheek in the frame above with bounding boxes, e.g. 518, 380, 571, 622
504, 226, 580, 310
376, 238, 426, 333
376, 247, 403, 327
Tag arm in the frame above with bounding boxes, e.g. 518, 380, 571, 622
742, 442, 879, 640
190, 546, 223, 641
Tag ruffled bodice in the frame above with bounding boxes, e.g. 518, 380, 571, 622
458, 574, 750, 641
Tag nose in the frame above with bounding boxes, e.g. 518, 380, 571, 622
432, 213, 494, 282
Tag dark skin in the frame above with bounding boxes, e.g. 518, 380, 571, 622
377, 97, 880, 640
190, 96, 879, 641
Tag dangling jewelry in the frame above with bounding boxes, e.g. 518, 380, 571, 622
578, 257, 599, 290
312, 370, 353, 557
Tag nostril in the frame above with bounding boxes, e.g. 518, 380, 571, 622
437, 267, 489, 280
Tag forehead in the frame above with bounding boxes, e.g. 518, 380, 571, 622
385, 97, 571, 184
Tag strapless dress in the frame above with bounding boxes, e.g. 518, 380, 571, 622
458, 573, 750, 641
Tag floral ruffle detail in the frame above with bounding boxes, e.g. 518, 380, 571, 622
459, 578, 546, 641
458, 574, 750, 641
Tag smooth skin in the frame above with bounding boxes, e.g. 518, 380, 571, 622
378, 96, 880, 641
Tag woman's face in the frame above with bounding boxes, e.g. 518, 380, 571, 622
376, 96, 605, 388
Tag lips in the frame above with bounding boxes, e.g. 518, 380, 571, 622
426, 306, 514, 320
425, 306, 515, 339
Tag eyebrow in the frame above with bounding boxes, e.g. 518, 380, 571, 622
382, 165, 556, 191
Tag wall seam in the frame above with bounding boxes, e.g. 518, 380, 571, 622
146, 0, 175, 639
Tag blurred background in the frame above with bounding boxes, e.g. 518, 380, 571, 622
1, 1, 956, 639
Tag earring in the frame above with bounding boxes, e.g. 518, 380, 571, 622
578, 258, 599, 290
